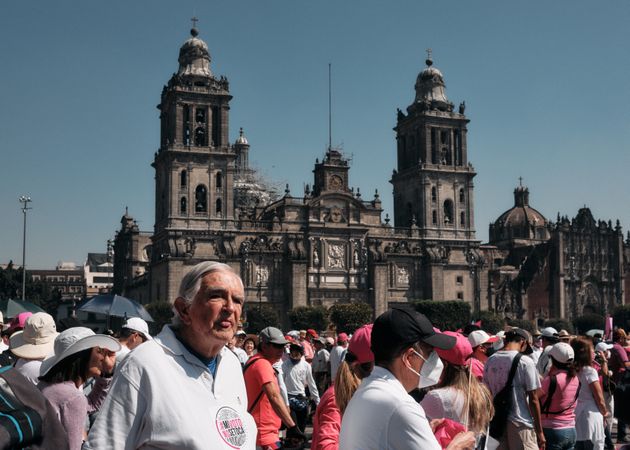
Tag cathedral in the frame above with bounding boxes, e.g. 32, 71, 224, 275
113, 26, 630, 326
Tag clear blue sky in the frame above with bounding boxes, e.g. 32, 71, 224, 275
1, 1, 629, 269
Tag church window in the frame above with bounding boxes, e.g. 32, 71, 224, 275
212, 106, 221, 146
195, 127, 206, 146
180, 197, 187, 215
454, 130, 462, 166
456, 275, 463, 285
431, 186, 437, 203
459, 188, 465, 203
443, 200, 454, 224
432, 210, 437, 224
457, 292, 464, 300
216, 172, 222, 189
183, 105, 191, 146
431, 128, 438, 164
195, 185, 208, 213
460, 211, 465, 226
180, 170, 187, 188
195, 108, 206, 124
406, 203, 413, 224
216, 198, 222, 215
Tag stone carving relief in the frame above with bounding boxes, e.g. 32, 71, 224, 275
326, 206, 345, 223
327, 243, 346, 270
425, 245, 450, 264
255, 265, 269, 286
396, 266, 410, 285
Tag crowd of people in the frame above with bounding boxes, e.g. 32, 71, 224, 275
0, 260, 627, 449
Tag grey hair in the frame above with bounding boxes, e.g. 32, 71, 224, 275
171, 261, 240, 326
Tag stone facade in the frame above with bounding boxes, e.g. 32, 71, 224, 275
485, 188, 629, 324
113, 30, 480, 325
113, 28, 629, 327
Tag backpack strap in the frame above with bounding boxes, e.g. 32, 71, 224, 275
543, 376, 581, 415
243, 357, 267, 414
541, 374, 557, 414
506, 353, 523, 390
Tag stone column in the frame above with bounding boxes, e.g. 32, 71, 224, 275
372, 263, 389, 317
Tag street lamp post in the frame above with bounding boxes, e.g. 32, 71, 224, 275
19, 196, 32, 301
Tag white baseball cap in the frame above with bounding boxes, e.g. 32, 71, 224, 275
541, 327, 559, 338
468, 330, 499, 348
596, 342, 614, 353
123, 317, 152, 341
548, 342, 574, 364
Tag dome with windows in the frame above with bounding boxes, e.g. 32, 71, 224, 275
177, 28, 212, 77
489, 184, 550, 247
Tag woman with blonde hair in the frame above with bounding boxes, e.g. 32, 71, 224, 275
420, 331, 494, 435
311, 324, 374, 450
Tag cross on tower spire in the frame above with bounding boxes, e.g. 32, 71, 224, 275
518, 176, 523, 187
191, 17, 199, 28
425, 48, 433, 66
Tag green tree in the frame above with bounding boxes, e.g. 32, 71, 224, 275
244, 305, 280, 334
412, 300, 471, 331
288, 306, 329, 331
329, 303, 373, 334
145, 301, 174, 334
474, 310, 506, 334
613, 305, 630, 332
573, 313, 604, 335
506, 318, 536, 333
544, 318, 574, 334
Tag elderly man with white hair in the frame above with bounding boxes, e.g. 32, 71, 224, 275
85, 261, 257, 449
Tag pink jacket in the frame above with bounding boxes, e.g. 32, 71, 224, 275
311, 386, 341, 450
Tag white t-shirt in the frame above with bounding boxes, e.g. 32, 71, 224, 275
484, 350, 541, 428
536, 346, 552, 376
85, 325, 257, 450
330, 345, 347, 380
339, 366, 441, 450
312, 348, 330, 373
14, 358, 42, 385
420, 386, 466, 425
281, 358, 319, 404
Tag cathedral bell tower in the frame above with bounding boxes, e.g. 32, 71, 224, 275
390, 54, 476, 240
153, 25, 235, 233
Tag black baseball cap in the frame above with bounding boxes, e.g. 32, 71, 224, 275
371, 308, 456, 356
505, 328, 534, 355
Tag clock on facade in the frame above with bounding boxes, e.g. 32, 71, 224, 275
329, 175, 343, 191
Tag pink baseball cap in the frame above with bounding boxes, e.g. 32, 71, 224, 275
435, 331, 473, 366
6, 312, 33, 335
337, 332, 349, 342
347, 324, 374, 364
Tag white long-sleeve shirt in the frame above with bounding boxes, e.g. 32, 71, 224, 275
281, 358, 320, 404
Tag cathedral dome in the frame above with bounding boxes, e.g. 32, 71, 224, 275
414, 57, 453, 111
235, 127, 248, 145
177, 28, 212, 77
489, 184, 550, 246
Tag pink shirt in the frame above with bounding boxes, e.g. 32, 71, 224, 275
539, 369, 579, 429
470, 358, 485, 381
311, 386, 341, 450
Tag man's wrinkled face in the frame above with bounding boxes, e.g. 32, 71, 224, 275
181, 270, 244, 347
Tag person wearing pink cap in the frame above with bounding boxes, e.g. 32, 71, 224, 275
330, 332, 349, 381
421, 331, 494, 435
311, 324, 374, 450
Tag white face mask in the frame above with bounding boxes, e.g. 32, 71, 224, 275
408, 349, 444, 389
